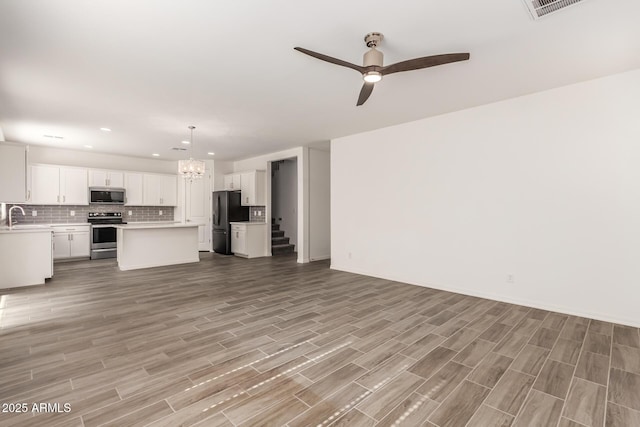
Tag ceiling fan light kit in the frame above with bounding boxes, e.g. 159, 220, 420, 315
294, 32, 470, 106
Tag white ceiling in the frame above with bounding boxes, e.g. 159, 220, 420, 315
1, 0, 639, 161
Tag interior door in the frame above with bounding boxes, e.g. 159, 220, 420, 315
185, 174, 211, 251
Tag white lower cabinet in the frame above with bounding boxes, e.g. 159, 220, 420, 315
52, 225, 90, 260
230, 222, 267, 258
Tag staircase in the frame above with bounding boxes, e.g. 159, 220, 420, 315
271, 219, 295, 255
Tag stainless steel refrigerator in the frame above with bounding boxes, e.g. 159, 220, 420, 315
212, 191, 249, 254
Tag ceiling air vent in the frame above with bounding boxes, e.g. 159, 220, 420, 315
171, 147, 187, 151
522, 0, 587, 19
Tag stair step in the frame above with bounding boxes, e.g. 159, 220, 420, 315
272, 243, 295, 255
271, 236, 290, 245
271, 224, 280, 231
272, 230, 285, 238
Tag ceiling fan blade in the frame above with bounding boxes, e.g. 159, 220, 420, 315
294, 47, 365, 73
356, 82, 375, 106
381, 53, 470, 76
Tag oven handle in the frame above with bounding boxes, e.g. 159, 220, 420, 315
90, 224, 119, 228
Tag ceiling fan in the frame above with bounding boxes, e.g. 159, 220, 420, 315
294, 32, 470, 106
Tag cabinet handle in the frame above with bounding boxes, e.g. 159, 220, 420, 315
63, 195, 66, 203
27, 190, 31, 201
57, 195, 60, 203
236, 231, 239, 238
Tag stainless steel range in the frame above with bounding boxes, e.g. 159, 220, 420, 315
88, 212, 125, 259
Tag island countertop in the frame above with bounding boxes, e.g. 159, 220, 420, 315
115, 222, 197, 230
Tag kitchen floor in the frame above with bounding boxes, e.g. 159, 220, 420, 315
0, 254, 639, 427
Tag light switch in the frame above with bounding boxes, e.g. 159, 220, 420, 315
128, 210, 132, 216
159, 210, 163, 216
70, 211, 75, 216
32, 210, 37, 217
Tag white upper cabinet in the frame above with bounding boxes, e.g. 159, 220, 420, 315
143, 173, 178, 206
30, 165, 88, 205
223, 173, 241, 190
0, 144, 27, 203
30, 165, 60, 204
124, 172, 144, 206
60, 167, 88, 205
161, 174, 178, 206
240, 170, 266, 206
89, 169, 124, 188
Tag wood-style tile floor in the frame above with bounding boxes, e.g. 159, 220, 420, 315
1, 253, 639, 426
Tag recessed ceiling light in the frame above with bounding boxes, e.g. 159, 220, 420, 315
43, 134, 64, 139
181, 140, 190, 145
152, 153, 160, 157
207, 152, 215, 156
100, 127, 112, 132
84, 145, 93, 149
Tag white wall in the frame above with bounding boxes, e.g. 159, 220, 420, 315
309, 148, 330, 261
28, 146, 177, 173
332, 68, 640, 327
272, 158, 298, 250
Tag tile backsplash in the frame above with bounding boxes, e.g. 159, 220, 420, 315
5, 204, 174, 225
249, 206, 266, 222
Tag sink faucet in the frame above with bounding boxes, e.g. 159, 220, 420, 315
8, 205, 26, 229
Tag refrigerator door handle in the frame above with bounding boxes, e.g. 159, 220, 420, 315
214, 195, 220, 226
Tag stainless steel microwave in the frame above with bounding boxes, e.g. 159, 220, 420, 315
89, 187, 125, 204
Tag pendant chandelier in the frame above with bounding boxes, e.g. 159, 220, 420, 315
178, 125, 205, 180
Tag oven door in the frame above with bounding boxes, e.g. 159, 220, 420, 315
91, 225, 117, 249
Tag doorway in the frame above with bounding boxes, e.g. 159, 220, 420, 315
270, 158, 297, 255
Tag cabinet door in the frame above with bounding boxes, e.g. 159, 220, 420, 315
89, 170, 108, 187
223, 174, 233, 190
143, 174, 161, 206
160, 175, 177, 206
108, 172, 124, 188
30, 165, 60, 204
69, 232, 90, 257
240, 172, 252, 205
232, 227, 247, 255
60, 167, 88, 205
124, 173, 144, 205
52, 233, 71, 259
0, 144, 27, 203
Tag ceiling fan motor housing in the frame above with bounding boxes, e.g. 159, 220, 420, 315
363, 48, 383, 67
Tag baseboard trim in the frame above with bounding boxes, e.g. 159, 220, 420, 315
310, 255, 331, 261
330, 263, 640, 328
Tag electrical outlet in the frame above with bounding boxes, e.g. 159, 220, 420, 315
128, 211, 132, 216
32, 210, 37, 217
69, 210, 75, 216
507, 274, 515, 284
159, 210, 163, 216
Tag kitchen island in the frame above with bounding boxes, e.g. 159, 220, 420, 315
115, 223, 199, 271
0, 226, 53, 288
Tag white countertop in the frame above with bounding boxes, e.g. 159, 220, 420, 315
115, 223, 197, 230
230, 221, 267, 225
0, 225, 53, 234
